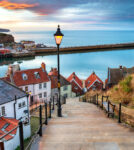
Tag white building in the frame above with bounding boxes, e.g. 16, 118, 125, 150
5, 63, 51, 104
0, 79, 31, 150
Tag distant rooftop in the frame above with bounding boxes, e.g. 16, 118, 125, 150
0, 79, 27, 105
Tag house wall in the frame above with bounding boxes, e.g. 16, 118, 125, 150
72, 92, 76, 98
0, 101, 14, 118
4, 123, 31, 150
4, 128, 20, 150
51, 88, 58, 100
60, 85, 72, 98
34, 81, 51, 102
21, 81, 51, 102
0, 96, 31, 150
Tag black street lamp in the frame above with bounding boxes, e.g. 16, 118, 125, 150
54, 25, 64, 117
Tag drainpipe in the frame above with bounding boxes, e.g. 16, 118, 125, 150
14, 95, 17, 119
27, 94, 30, 121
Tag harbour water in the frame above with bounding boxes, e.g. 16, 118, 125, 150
0, 30, 134, 81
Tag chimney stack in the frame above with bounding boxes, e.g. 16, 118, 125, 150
41, 62, 46, 72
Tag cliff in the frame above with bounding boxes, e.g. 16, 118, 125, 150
0, 33, 14, 43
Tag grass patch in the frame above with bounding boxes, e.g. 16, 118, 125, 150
15, 116, 40, 150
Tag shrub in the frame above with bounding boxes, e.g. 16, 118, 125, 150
119, 76, 132, 93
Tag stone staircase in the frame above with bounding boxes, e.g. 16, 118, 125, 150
31, 97, 134, 150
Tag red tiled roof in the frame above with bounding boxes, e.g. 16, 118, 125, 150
1, 75, 11, 82
0, 117, 18, 141
85, 72, 103, 89
67, 72, 83, 89
13, 68, 50, 86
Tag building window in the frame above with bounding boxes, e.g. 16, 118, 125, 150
63, 85, 68, 91
22, 73, 28, 80
39, 83, 42, 89
1, 106, 6, 116
18, 103, 21, 108
74, 86, 78, 90
38, 93, 42, 99
44, 83, 46, 88
34, 72, 40, 79
44, 92, 47, 97
22, 101, 26, 107
25, 86, 28, 92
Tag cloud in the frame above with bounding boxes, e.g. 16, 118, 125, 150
0, 0, 38, 10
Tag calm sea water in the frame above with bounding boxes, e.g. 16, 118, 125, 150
0, 30, 134, 81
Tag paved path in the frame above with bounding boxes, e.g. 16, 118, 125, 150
31, 98, 134, 150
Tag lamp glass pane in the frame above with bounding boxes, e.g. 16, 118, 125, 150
55, 36, 63, 45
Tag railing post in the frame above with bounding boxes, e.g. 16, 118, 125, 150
96, 94, 98, 106
107, 101, 110, 117
39, 105, 42, 136
44, 102, 48, 125
118, 103, 122, 123
19, 121, 24, 150
52, 96, 55, 110
102, 96, 103, 109
49, 101, 51, 118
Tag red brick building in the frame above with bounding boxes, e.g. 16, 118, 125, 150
67, 72, 83, 96
85, 72, 103, 91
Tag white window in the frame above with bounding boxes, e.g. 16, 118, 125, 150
1, 106, 6, 116
63, 85, 68, 91
22, 73, 28, 80
38, 93, 42, 98
39, 83, 42, 89
74, 86, 78, 90
22, 101, 26, 107
44, 92, 47, 97
18, 103, 21, 108
44, 83, 47, 88
34, 72, 40, 79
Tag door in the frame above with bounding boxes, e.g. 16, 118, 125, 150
0, 142, 4, 150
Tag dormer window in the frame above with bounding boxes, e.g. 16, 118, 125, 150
74, 86, 78, 90
34, 72, 40, 79
22, 73, 27, 80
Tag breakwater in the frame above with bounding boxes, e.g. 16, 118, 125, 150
32, 42, 134, 54
1, 42, 134, 59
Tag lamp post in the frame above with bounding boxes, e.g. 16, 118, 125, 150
54, 25, 64, 117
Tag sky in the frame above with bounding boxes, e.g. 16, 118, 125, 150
0, 0, 134, 31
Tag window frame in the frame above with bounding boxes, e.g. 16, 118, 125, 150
44, 92, 47, 98
43, 83, 47, 88
1, 106, 6, 116
39, 83, 42, 89
63, 85, 68, 91
38, 93, 42, 99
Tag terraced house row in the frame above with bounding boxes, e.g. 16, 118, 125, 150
2, 62, 104, 104
0, 62, 103, 149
